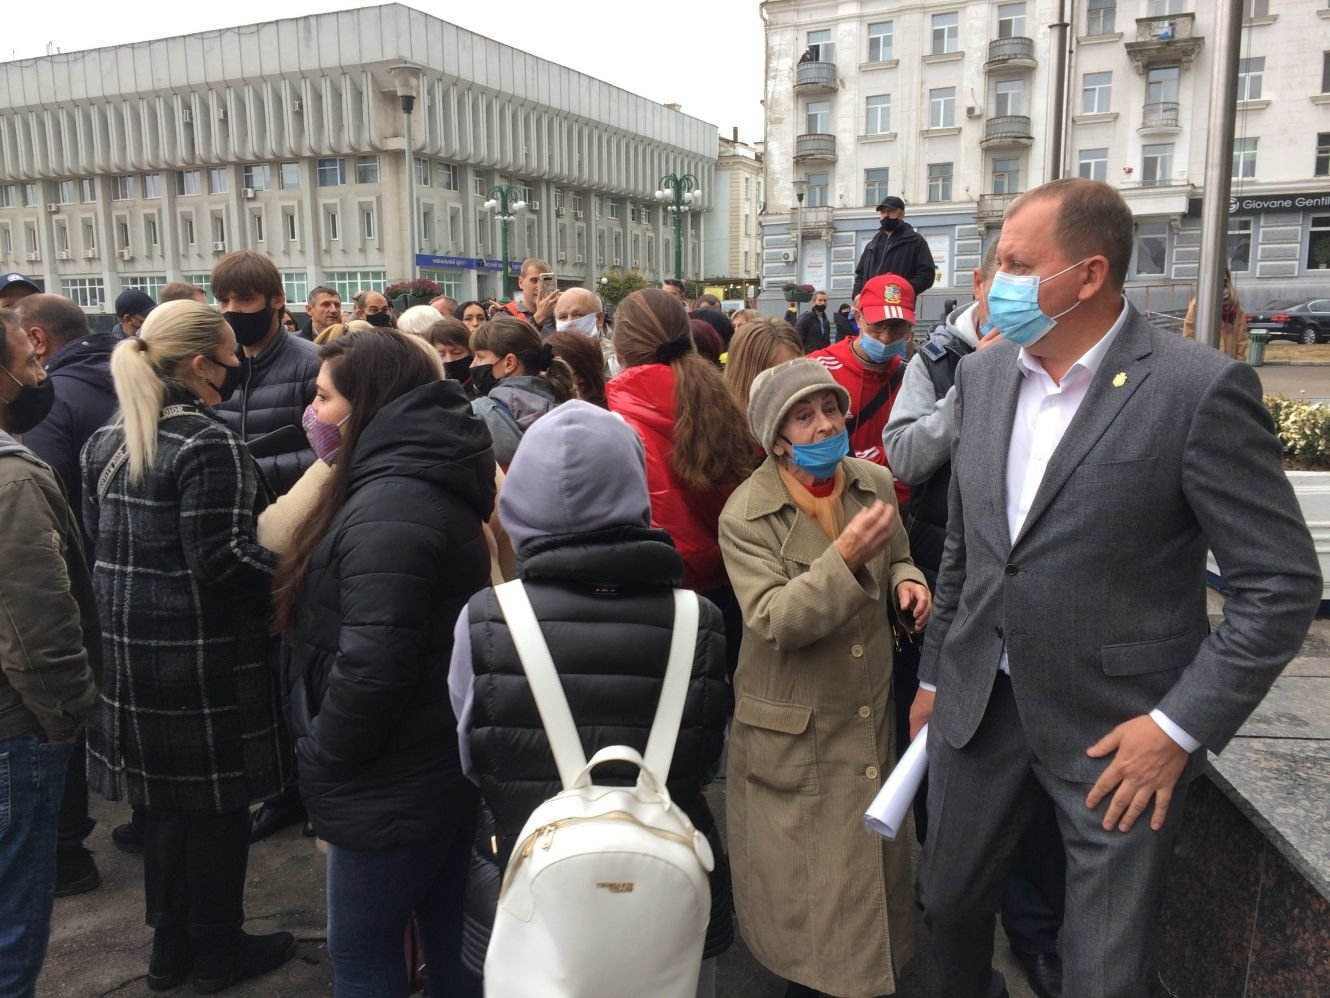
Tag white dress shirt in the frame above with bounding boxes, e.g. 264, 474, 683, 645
921, 300, 1199, 754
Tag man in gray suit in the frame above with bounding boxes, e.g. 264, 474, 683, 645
910, 178, 1321, 998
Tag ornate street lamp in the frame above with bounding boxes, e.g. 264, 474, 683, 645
655, 173, 702, 281
483, 185, 527, 299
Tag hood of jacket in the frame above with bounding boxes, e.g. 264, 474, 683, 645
604, 363, 677, 444
0, 429, 30, 460
45, 330, 120, 388
499, 399, 652, 554
346, 379, 496, 522
488, 375, 557, 431
940, 300, 983, 349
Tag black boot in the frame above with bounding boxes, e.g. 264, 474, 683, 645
113, 806, 147, 854
148, 926, 194, 991
191, 930, 296, 994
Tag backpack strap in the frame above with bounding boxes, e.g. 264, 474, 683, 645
642, 589, 700, 785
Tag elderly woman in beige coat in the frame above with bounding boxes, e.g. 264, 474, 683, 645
719, 359, 931, 998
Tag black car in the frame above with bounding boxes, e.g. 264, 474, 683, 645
1246, 298, 1330, 344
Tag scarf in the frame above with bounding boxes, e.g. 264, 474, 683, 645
778, 464, 847, 541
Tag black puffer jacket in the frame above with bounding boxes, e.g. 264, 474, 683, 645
289, 380, 497, 850
458, 525, 733, 971
852, 219, 937, 297
215, 330, 320, 495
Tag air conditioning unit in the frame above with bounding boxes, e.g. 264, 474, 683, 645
529, 200, 541, 211
613, 257, 622, 266
557, 252, 567, 262
555, 206, 565, 216
241, 188, 256, 199
56, 249, 71, 260
118, 248, 133, 261
217, 107, 227, 121
965, 105, 982, 118
598, 257, 605, 266
575, 210, 585, 219
575, 254, 585, 263
46, 203, 59, 213
781, 250, 795, 263
83, 248, 97, 259
24, 252, 39, 262
182, 109, 194, 124
292, 99, 303, 111
632, 259, 640, 268
212, 240, 227, 252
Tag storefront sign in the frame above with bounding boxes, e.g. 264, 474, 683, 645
415, 254, 521, 273
1227, 192, 1330, 215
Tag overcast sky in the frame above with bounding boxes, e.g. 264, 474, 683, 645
2, 0, 767, 143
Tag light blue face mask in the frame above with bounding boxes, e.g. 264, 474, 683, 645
785, 429, 850, 480
858, 331, 903, 364
986, 259, 1086, 348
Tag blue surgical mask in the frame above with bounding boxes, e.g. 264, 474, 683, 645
986, 260, 1086, 348
858, 332, 900, 364
785, 429, 850, 480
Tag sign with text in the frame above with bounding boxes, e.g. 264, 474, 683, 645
1227, 192, 1330, 215
416, 254, 521, 273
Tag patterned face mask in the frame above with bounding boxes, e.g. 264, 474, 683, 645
302, 403, 347, 465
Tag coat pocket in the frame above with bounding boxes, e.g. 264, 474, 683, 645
1100, 631, 1198, 676
734, 694, 818, 794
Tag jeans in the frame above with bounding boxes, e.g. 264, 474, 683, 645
0, 732, 74, 998
326, 820, 479, 998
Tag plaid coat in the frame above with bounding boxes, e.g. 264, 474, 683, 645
80, 395, 288, 814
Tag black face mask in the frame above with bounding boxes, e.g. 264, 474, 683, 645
469, 363, 498, 397
204, 359, 243, 403
1, 368, 55, 434
880, 216, 901, 232
813, 304, 826, 313
365, 311, 393, 328
223, 305, 275, 347
443, 357, 472, 383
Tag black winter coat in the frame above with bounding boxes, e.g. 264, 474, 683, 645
289, 380, 497, 850
853, 220, 937, 297
458, 525, 733, 972
796, 309, 833, 354
215, 330, 320, 496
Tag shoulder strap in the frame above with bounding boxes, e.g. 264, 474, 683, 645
642, 589, 700, 784
845, 360, 906, 435
95, 444, 129, 505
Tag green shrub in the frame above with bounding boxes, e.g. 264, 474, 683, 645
1265, 395, 1330, 470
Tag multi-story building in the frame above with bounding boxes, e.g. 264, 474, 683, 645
704, 131, 765, 287
758, 0, 1330, 319
0, 4, 716, 314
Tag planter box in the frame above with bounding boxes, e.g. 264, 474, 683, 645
784, 289, 813, 303
1208, 469, 1330, 600
390, 294, 433, 314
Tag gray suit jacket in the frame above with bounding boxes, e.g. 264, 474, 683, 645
919, 306, 1321, 784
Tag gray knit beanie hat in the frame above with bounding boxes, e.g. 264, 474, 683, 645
747, 358, 851, 452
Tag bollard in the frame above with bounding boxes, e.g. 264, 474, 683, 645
1248, 330, 1271, 367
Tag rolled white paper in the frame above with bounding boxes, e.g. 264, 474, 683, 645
863, 723, 929, 840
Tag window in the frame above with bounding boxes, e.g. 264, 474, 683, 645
609, 199, 621, 220
122, 275, 167, 299
1237, 58, 1264, 101
1142, 143, 1174, 186
80, 178, 96, 203
252, 212, 265, 243
82, 220, 96, 252
992, 158, 1021, 194
144, 174, 162, 199
866, 95, 892, 134
1, 228, 9, 259
1150, 0, 1182, 13
208, 168, 228, 195
116, 220, 129, 249
284, 212, 298, 242
176, 170, 201, 196
1324, 52, 1330, 93
930, 87, 957, 128
1134, 221, 1169, 276
1146, 65, 1180, 105
436, 162, 459, 191
806, 29, 833, 63
1317, 133, 1330, 177
317, 158, 345, 187
0, 186, 12, 208
282, 271, 308, 305
242, 165, 270, 191
1078, 147, 1109, 181
183, 216, 195, 245
867, 20, 893, 62
145, 216, 159, 248
806, 101, 831, 134
418, 269, 463, 300
928, 162, 954, 202
932, 12, 959, 54
326, 210, 340, 241
995, 80, 1025, 117
57, 180, 76, 204
355, 155, 379, 184
1308, 215, 1330, 270
112, 175, 135, 201
417, 206, 431, 245
805, 172, 829, 207
1081, 72, 1112, 114
415, 157, 431, 187
865, 168, 890, 206
185, 274, 212, 302
1086, 0, 1116, 35
280, 162, 300, 189
25, 223, 37, 255
1232, 137, 1258, 179
22, 183, 38, 207
61, 278, 105, 308
55, 221, 69, 252
1244, 0, 1268, 15
998, 3, 1026, 38
1227, 218, 1253, 272
323, 270, 387, 302
473, 175, 489, 198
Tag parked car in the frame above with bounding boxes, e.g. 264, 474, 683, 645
1246, 299, 1330, 344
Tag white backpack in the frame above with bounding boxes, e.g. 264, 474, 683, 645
483, 581, 715, 998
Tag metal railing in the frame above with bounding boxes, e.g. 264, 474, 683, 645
977, 192, 1021, 220
794, 133, 837, 161
1141, 101, 1181, 128
1134, 12, 1197, 41
794, 61, 838, 91
986, 36, 1036, 65
983, 115, 1033, 143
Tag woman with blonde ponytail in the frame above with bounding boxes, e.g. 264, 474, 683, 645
81, 300, 298, 993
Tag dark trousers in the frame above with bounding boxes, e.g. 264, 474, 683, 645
143, 809, 250, 937
919, 673, 1189, 998
56, 732, 94, 861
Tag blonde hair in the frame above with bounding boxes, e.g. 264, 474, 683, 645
109, 300, 229, 483
724, 317, 804, 410
314, 322, 350, 345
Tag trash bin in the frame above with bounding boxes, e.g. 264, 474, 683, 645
1248, 330, 1271, 367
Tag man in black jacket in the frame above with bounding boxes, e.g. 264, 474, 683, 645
853, 196, 937, 298
796, 290, 833, 353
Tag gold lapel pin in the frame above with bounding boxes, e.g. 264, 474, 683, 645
1112, 371, 1128, 388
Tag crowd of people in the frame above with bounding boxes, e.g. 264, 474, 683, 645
0, 177, 1320, 998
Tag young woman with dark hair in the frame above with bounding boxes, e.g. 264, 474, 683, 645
273, 329, 496, 998
547, 328, 608, 407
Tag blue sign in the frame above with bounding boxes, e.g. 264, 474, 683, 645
416, 254, 521, 274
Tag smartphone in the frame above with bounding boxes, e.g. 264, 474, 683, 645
539, 273, 558, 297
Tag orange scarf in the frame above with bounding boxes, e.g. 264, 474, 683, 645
778, 465, 847, 541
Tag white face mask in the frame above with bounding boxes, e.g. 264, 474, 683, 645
556, 313, 600, 337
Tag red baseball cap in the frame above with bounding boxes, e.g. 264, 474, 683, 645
859, 273, 916, 325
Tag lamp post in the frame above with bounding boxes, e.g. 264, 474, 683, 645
791, 178, 807, 271
483, 185, 527, 299
388, 64, 421, 280
655, 173, 701, 281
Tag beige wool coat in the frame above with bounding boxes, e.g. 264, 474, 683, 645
718, 456, 925, 998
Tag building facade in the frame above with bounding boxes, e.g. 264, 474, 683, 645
704, 132, 765, 285
758, 0, 1330, 319
0, 4, 716, 313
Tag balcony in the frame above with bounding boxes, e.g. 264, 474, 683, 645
794, 132, 838, 163
797, 205, 835, 238
1138, 101, 1181, 133
980, 115, 1034, 149
794, 60, 838, 94
1125, 13, 1203, 71
985, 36, 1037, 71
977, 192, 1021, 226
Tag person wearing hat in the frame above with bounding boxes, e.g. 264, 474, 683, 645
853, 196, 936, 299
0, 273, 40, 309
719, 358, 931, 998
113, 288, 156, 338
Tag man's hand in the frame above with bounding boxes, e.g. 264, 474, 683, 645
533, 289, 561, 328
1085, 715, 1191, 833
908, 688, 935, 741
833, 501, 898, 572
896, 581, 932, 631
